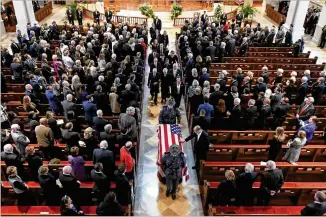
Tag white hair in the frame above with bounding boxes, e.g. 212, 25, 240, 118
4, 144, 13, 153
67, 94, 73, 101
302, 76, 308, 83
98, 75, 104, 82
266, 160, 276, 170
97, 110, 103, 117
100, 140, 108, 149
245, 163, 254, 173
11, 124, 20, 131
234, 98, 241, 105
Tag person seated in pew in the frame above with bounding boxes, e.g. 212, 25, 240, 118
236, 163, 258, 206
257, 160, 284, 206
6, 166, 35, 206
282, 130, 307, 165
91, 163, 110, 202
96, 191, 125, 216
114, 164, 131, 206
215, 170, 236, 206
38, 165, 62, 205
301, 191, 326, 216
25, 145, 43, 181
60, 195, 84, 216
297, 116, 317, 143
68, 146, 87, 181
268, 127, 286, 161
59, 165, 81, 206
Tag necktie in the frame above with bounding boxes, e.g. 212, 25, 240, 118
298, 105, 308, 116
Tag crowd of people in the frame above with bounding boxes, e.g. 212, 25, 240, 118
1, 4, 326, 216
0, 11, 159, 214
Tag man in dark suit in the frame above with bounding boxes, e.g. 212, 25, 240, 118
1, 144, 23, 170
312, 77, 325, 105
83, 95, 98, 126
59, 166, 81, 204
25, 84, 40, 105
273, 97, 290, 128
116, 128, 133, 149
148, 68, 160, 105
201, 11, 208, 24
118, 84, 136, 113
257, 160, 284, 206
227, 98, 242, 130
93, 9, 100, 25
161, 68, 172, 103
258, 98, 272, 129
76, 8, 83, 26
148, 50, 159, 65
255, 77, 266, 95
205, 41, 216, 60
100, 124, 116, 153
301, 191, 326, 216
296, 76, 309, 105
10, 39, 21, 54
171, 77, 185, 108
93, 140, 114, 177
182, 125, 210, 170
61, 122, 80, 148
154, 16, 162, 31
193, 109, 210, 131
61, 94, 76, 119
209, 83, 224, 107
93, 110, 108, 137
104, 8, 113, 22
94, 85, 110, 116
245, 99, 258, 130
66, 7, 74, 25
236, 163, 258, 206
296, 97, 315, 121
91, 163, 110, 201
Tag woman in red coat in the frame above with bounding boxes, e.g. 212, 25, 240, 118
120, 141, 134, 180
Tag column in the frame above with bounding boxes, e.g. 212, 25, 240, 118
12, 0, 36, 37
96, 1, 105, 14
284, 0, 310, 42
312, 5, 326, 45
0, 16, 6, 40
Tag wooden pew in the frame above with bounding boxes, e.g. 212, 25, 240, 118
200, 161, 326, 182
246, 47, 295, 52
1, 205, 131, 216
208, 206, 305, 216
209, 69, 322, 78
246, 51, 310, 58
203, 181, 326, 207
207, 130, 324, 145
222, 57, 318, 65
210, 63, 326, 71
206, 144, 326, 162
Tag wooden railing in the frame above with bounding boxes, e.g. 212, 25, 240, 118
82, 7, 148, 25
35, 2, 53, 22
265, 4, 285, 24
173, 9, 237, 26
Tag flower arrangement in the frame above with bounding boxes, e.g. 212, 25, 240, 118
171, 4, 182, 19
139, 4, 155, 18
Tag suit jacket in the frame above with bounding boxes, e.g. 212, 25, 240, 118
296, 83, 308, 104
260, 169, 284, 193
193, 116, 209, 131
171, 82, 185, 97
230, 104, 242, 121
93, 117, 108, 135
301, 202, 326, 216
100, 132, 116, 151
91, 169, 109, 193
76, 9, 83, 20
245, 106, 258, 124
59, 173, 80, 198
61, 129, 80, 148
185, 130, 210, 157
148, 72, 160, 91
273, 103, 290, 118
82, 101, 97, 122
61, 100, 76, 119
205, 46, 216, 60
93, 148, 114, 175
209, 91, 224, 106
296, 102, 315, 121
35, 125, 54, 147
118, 90, 136, 108
154, 18, 162, 30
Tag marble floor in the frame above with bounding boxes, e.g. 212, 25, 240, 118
133, 24, 203, 216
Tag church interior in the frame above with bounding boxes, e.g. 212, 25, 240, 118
1, 0, 326, 216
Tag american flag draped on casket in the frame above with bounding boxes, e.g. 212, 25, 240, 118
157, 124, 190, 182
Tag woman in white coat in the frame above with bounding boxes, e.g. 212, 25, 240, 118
282, 130, 307, 165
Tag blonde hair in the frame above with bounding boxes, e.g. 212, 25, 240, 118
25, 145, 35, 155
84, 127, 93, 139
298, 130, 306, 139
6, 166, 17, 176
275, 127, 285, 142
225, 170, 235, 181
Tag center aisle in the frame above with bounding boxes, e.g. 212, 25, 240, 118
133, 18, 204, 216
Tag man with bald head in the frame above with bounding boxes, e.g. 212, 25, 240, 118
35, 118, 54, 160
